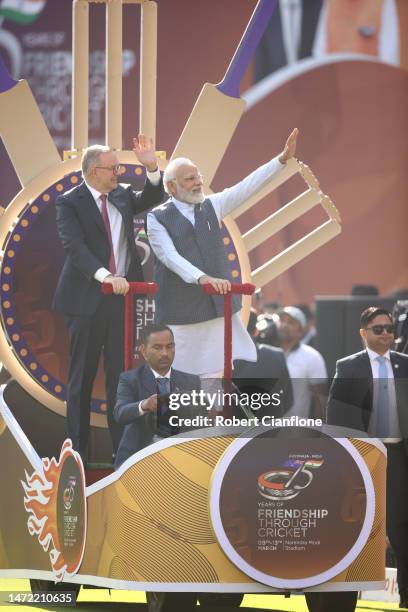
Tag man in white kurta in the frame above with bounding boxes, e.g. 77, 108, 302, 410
146, 129, 298, 376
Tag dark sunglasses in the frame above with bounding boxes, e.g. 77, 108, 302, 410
366, 324, 394, 335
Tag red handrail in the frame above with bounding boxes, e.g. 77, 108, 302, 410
101, 282, 158, 370
200, 283, 256, 380
101, 280, 256, 378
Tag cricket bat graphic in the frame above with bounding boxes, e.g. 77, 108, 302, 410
0, 57, 60, 187
171, 0, 278, 186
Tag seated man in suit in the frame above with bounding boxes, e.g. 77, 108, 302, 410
307, 306, 408, 611
114, 323, 201, 469
114, 323, 203, 612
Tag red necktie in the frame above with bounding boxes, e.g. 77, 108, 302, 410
100, 194, 117, 274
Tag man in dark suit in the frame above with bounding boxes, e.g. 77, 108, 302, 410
114, 323, 200, 612
114, 323, 201, 469
53, 135, 164, 462
233, 308, 293, 416
306, 306, 408, 611
255, 0, 323, 79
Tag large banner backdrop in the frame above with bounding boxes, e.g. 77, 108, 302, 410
1, 0, 407, 305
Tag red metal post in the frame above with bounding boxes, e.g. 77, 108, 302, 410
101, 282, 158, 370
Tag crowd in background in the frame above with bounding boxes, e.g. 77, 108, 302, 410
246, 284, 408, 575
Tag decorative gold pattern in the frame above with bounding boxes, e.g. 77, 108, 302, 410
80, 437, 385, 586
340, 441, 386, 582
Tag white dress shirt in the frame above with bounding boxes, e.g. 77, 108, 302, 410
280, 0, 303, 65
366, 348, 401, 441
284, 343, 327, 418
146, 156, 284, 376
85, 168, 161, 282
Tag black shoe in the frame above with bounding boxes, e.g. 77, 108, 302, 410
305, 591, 358, 612
399, 588, 408, 609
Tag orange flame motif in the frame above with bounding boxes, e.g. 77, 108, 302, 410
21, 439, 86, 581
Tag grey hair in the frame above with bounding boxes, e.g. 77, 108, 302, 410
163, 157, 195, 194
81, 144, 112, 176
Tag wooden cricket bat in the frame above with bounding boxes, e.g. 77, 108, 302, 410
171, 0, 278, 185
0, 58, 61, 188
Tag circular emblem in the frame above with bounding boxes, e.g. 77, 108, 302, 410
210, 428, 375, 588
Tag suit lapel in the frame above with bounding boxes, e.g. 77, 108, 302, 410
139, 364, 157, 398
109, 187, 135, 247
363, 351, 408, 438
360, 350, 406, 380
390, 352, 404, 379
78, 182, 106, 236
390, 352, 408, 440
356, 351, 373, 383
109, 188, 127, 217
355, 352, 374, 424
170, 369, 183, 394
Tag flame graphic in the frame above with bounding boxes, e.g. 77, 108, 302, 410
21, 439, 85, 581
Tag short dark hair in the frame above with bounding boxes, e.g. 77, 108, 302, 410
360, 306, 392, 328
141, 323, 174, 344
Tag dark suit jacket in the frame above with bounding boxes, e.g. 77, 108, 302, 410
233, 344, 293, 417
53, 179, 164, 316
327, 350, 408, 446
255, 0, 323, 80
114, 364, 201, 468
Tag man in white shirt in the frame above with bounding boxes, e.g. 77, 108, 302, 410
277, 306, 327, 419
53, 135, 164, 462
146, 129, 298, 377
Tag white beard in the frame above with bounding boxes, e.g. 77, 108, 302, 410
175, 184, 205, 205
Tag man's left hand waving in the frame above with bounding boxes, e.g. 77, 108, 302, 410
279, 128, 299, 164
132, 134, 158, 172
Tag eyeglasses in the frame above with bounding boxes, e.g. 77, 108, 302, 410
366, 324, 394, 335
94, 164, 124, 176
